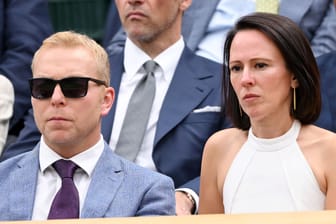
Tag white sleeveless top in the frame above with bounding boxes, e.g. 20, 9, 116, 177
223, 120, 325, 214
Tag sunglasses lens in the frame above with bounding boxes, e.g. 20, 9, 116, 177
29, 77, 96, 99
61, 78, 88, 98
30, 79, 55, 99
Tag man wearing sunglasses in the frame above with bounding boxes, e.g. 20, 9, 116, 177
0, 31, 175, 221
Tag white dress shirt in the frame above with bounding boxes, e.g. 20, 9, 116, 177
109, 37, 184, 170
32, 135, 104, 220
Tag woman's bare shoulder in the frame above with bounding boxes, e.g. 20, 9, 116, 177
300, 125, 336, 147
300, 125, 336, 196
204, 128, 247, 156
299, 124, 336, 161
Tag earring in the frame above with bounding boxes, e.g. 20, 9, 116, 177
293, 88, 296, 111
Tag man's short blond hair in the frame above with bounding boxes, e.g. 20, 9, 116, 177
32, 31, 110, 85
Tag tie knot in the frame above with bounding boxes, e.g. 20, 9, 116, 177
53, 159, 78, 179
143, 60, 157, 74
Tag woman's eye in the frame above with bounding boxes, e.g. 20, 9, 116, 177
230, 65, 241, 72
255, 63, 268, 69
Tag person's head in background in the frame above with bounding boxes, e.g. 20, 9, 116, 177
115, 0, 192, 57
222, 12, 321, 130
30, 31, 114, 158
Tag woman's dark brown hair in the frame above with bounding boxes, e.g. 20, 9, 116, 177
222, 12, 321, 130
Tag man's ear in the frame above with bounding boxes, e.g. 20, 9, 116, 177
180, 0, 192, 11
101, 87, 115, 116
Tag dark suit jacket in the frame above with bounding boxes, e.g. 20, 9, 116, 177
314, 52, 336, 132
0, 0, 53, 135
102, 46, 230, 193
102, 1, 121, 48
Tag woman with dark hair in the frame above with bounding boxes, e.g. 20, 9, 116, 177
199, 13, 336, 214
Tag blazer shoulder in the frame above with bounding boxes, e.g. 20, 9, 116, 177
0, 151, 34, 180
317, 52, 336, 67
181, 46, 222, 72
0, 151, 27, 167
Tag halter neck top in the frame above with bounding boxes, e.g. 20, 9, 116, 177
223, 120, 325, 213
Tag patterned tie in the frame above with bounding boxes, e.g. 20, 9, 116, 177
256, 0, 279, 14
48, 160, 79, 219
115, 60, 157, 161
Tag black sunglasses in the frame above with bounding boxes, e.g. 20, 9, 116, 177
29, 77, 107, 99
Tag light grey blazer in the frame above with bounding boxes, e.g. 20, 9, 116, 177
0, 142, 175, 221
182, 0, 336, 56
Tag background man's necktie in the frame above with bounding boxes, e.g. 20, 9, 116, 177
115, 60, 157, 161
256, 0, 279, 14
48, 159, 79, 219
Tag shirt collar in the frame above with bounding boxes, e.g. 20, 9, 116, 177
124, 36, 185, 81
39, 135, 105, 177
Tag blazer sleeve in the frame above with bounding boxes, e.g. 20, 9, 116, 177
136, 174, 176, 216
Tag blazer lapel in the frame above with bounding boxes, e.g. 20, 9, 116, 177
10, 148, 40, 220
279, 0, 312, 23
104, 47, 220, 147
81, 144, 124, 218
154, 47, 218, 146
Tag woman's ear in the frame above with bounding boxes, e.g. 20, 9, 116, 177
291, 76, 299, 88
